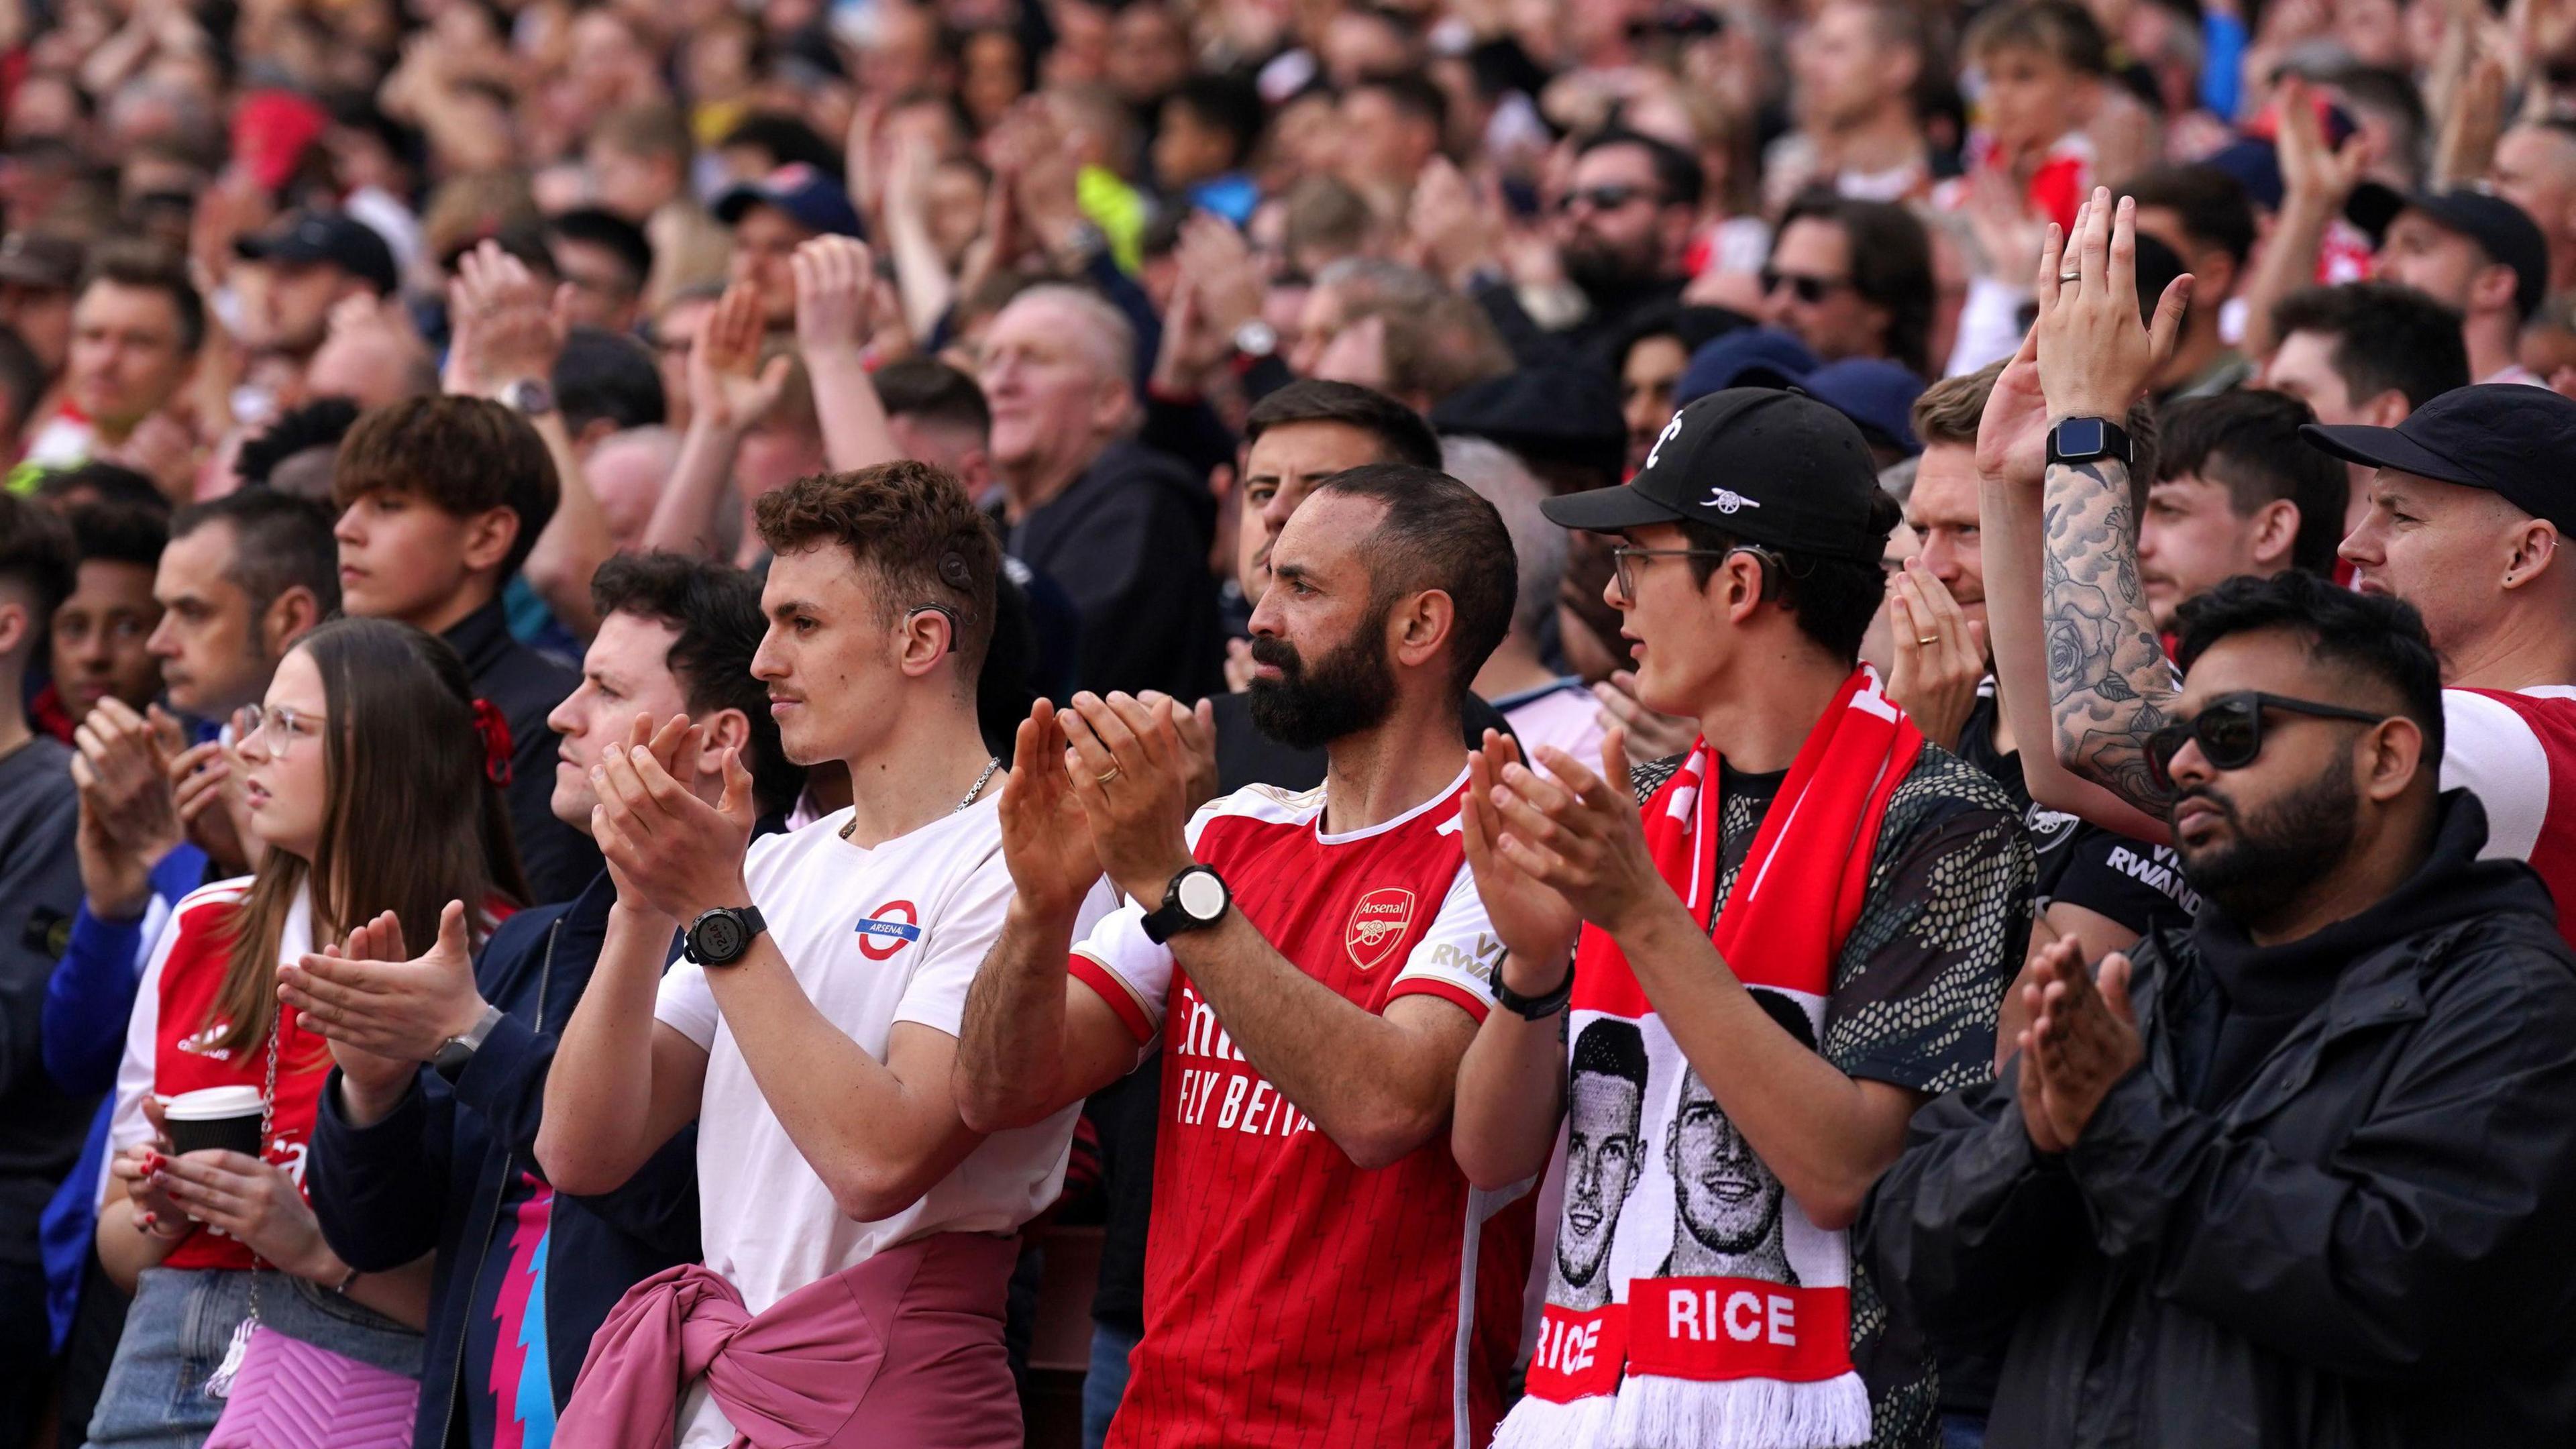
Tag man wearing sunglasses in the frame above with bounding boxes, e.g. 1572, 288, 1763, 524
1760, 193, 1936, 376
1874, 568, 2576, 1445
1980, 188, 2576, 949
1480, 131, 1703, 369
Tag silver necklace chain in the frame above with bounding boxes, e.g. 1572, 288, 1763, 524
841, 756, 1002, 840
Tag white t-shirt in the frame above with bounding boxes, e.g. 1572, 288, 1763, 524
655, 796, 1114, 1315
1494, 680, 1609, 773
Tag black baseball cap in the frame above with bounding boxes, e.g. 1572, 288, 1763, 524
2301, 383, 2576, 535
236, 211, 400, 296
2390, 189, 2548, 321
1539, 388, 1890, 564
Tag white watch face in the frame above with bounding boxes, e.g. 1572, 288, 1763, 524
1175, 870, 1227, 922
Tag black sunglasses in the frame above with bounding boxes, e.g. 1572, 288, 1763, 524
1758, 268, 1854, 305
1558, 184, 1655, 215
2143, 691, 2390, 790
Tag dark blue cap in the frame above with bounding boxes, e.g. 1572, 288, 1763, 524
713, 164, 864, 239
1674, 328, 1818, 405
235, 211, 399, 295
1799, 359, 1925, 456
2302, 383, 2576, 535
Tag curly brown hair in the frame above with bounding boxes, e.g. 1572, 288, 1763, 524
753, 460, 1002, 675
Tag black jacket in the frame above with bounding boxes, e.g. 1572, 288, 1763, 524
1007, 439, 1223, 702
1867, 792, 2576, 1448
308, 873, 699, 1449
443, 597, 602, 904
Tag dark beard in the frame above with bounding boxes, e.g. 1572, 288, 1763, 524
1244, 614, 1397, 752
1563, 239, 1658, 299
2175, 758, 2360, 926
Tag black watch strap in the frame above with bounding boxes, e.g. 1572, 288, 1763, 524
686, 906, 767, 966
1492, 959, 1576, 1020
2046, 416, 2133, 467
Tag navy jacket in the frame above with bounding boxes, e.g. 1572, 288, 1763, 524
308, 873, 698, 1449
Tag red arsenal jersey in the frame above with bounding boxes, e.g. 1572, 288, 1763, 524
124, 881, 334, 1273
2444, 686, 2576, 947
1069, 772, 1535, 1448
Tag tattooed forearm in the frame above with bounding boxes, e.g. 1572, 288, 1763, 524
2039, 458, 2180, 812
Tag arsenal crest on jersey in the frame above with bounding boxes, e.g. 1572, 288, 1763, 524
1345, 887, 1415, 971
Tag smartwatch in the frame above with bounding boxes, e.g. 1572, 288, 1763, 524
1141, 865, 1229, 944
2045, 416, 2132, 468
1493, 959, 1575, 1020
1232, 318, 1279, 360
431, 1002, 506, 1083
499, 377, 557, 417
684, 906, 767, 967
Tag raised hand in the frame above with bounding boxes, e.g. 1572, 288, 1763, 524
69, 697, 183, 920
998, 699, 1104, 921
1884, 561, 1988, 753
687, 282, 793, 434
2015, 939, 2144, 1148
170, 737, 255, 875
1592, 670, 1697, 770
1483, 729, 1668, 935
2036, 190, 2192, 424
1974, 320, 2048, 493
449, 239, 570, 395
1460, 731, 1582, 984
791, 234, 877, 361
1138, 690, 1219, 814
592, 712, 753, 924
1059, 692, 1197, 906
2273, 74, 2371, 209
282, 900, 486, 1065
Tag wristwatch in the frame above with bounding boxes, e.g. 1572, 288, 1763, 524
1493, 959, 1576, 1020
498, 377, 556, 417
1141, 865, 1229, 944
684, 906, 767, 967
431, 1002, 506, 1083
1232, 319, 1278, 360
2045, 416, 2131, 468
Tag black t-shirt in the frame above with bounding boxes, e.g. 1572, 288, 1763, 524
1954, 694, 2198, 935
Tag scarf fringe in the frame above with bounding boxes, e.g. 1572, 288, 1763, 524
1605, 1370, 1872, 1449
1493, 1389, 1620, 1449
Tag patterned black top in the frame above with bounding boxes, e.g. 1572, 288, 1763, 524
1630, 745, 2033, 1448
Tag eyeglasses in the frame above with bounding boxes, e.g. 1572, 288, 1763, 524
1558, 184, 1656, 215
228, 702, 325, 757
1758, 268, 1854, 305
2143, 691, 2390, 790
1609, 544, 1778, 600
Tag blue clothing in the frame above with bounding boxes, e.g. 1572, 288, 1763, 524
1083, 1320, 1140, 1449
38, 844, 207, 1351
1184, 174, 1260, 227
307, 871, 699, 1449
80, 1266, 422, 1449
2200, 9, 2247, 121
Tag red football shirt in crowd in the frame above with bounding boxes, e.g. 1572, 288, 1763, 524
1069, 772, 1535, 1448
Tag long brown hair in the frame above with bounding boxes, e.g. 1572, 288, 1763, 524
210, 617, 530, 1056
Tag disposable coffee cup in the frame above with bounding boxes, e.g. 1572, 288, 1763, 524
161, 1086, 267, 1159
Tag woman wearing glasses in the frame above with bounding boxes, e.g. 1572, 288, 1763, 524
83, 618, 529, 1449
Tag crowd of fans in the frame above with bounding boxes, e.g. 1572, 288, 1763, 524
1, 0, 2575, 1447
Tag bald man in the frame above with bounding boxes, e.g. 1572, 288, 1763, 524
2492, 120, 2576, 295
979, 285, 1223, 698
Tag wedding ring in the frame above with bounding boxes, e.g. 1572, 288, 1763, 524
1095, 765, 1122, 786
2057, 270, 2082, 284
1916, 634, 1941, 646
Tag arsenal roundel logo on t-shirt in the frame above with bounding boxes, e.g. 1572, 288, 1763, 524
854, 900, 923, 961
1345, 887, 1415, 971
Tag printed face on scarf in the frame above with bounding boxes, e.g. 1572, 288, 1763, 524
1558, 1026, 1649, 1293
1666, 1067, 1786, 1261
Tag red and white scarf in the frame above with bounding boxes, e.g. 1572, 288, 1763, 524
1500, 669, 1920, 1449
